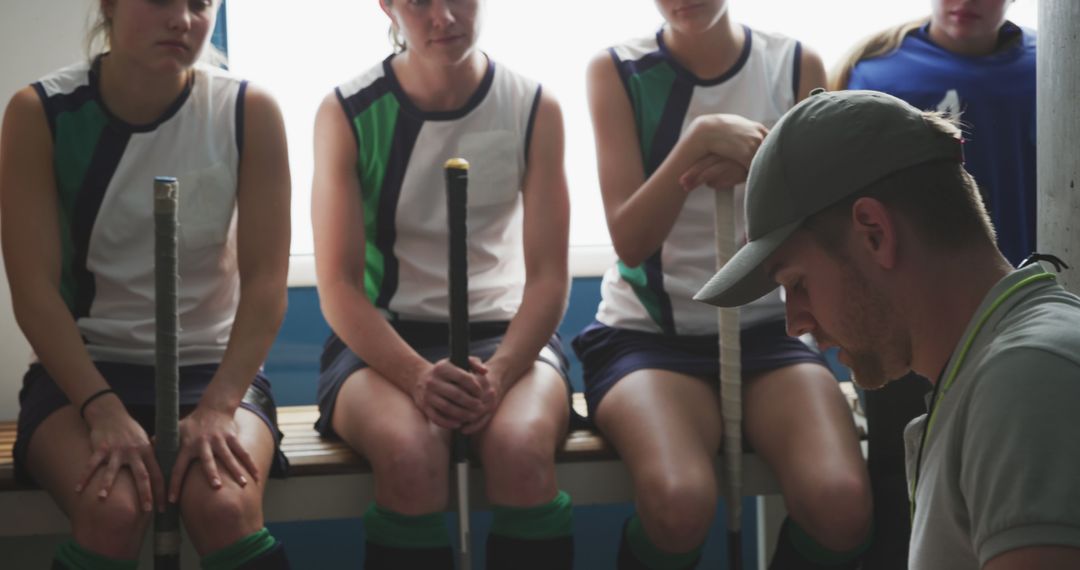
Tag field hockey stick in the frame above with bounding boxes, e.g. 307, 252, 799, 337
715, 187, 743, 569
445, 158, 472, 570
153, 177, 182, 570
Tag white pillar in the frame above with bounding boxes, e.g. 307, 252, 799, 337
1037, 0, 1080, 293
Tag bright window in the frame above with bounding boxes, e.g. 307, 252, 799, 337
225, 0, 1037, 258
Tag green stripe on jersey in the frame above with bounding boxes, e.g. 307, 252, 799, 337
627, 63, 676, 173
617, 260, 665, 328
353, 93, 400, 304
53, 100, 108, 311
620, 61, 676, 328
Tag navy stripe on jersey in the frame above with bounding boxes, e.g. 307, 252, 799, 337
647, 79, 694, 174
643, 78, 692, 333
613, 48, 669, 77
336, 77, 393, 145
384, 56, 496, 121
655, 25, 753, 86
35, 83, 96, 140
609, 35, 697, 332
718, 26, 754, 86
792, 41, 802, 102
610, 48, 668, 99
643, 251, 676, 334
372, 112, 424, 310
32, 83, 53, 137
86, 57, 192, 134
235, 80, 248, 155
524, 85, 542, 167
72, 126, 131, 319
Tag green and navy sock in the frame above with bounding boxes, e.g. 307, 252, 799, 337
769, 517, 872, 570
487, 490, 574, 570
51, 540, 137, 570
363, 503, 453, 570
616, 514, 701, 570
201, 527, 289, 569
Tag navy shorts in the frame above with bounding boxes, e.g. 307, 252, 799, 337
572, 319, 829, 419
14, 362, 289, 487
315, 320, 576, 437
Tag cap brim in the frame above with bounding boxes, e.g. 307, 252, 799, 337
694, 220, 801, 307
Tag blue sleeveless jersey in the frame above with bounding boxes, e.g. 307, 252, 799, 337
848, 22, 1036, 266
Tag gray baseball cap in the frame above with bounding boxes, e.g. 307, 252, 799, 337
694, 89, 963, 307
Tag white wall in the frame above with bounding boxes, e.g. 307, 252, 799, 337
229, 0, 1038, 256
0, 1, 96, 420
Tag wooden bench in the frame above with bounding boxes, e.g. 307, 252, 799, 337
0, 388, 865, 539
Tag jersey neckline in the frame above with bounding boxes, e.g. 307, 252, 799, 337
655, 24, 754, 87
89, 54, 195, 134
912, 20, 1030, 65
381, 53, 496, 122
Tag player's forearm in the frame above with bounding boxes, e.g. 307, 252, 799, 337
11, 286, 109, 404
320, 279, 429, 393
201, 281, 286, 412
486, 275, 567, 391
607, 132, 709, 266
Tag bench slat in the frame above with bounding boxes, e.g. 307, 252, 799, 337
0, 388, 864, 491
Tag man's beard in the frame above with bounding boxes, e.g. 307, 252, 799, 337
826, 268, 912, 390
848, 348, 897, 390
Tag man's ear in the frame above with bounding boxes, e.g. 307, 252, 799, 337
850, 197, 898, 270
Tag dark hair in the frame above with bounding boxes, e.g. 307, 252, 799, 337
382, 0, 407, 52
804, 114, 996, 254
86, 3, 111, 59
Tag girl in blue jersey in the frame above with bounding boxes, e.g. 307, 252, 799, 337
0, 1, 292, 569
311, 1, 573, 568
576, 1, 872, 568
831, 2, 1035, 567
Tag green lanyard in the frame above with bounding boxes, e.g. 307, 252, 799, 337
909, 270, 1056, 520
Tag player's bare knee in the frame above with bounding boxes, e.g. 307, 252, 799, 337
376, 444, 447, 512
796, 473, 872, 551
637, 472, 716, 551
182, 490, 262, 552
488, 418, 557, 494
70, 493, 148, 558
481, 427, 556, 504
185, 490, 245, 528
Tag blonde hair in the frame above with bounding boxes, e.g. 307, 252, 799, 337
85, 1, 228, 67
829, 18, 929, 91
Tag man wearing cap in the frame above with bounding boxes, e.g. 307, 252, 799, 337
695, 89, 1080, 569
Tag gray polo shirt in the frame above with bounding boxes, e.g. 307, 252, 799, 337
904, 264, 1080, 569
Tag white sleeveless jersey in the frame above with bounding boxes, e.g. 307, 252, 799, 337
597, 27, 801, 334
335, 56, 539, 321
34, 58, 244, 365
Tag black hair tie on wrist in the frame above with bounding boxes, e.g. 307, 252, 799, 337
79, 388, 118, 421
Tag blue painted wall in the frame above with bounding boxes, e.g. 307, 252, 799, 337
263, 278, 760, 569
